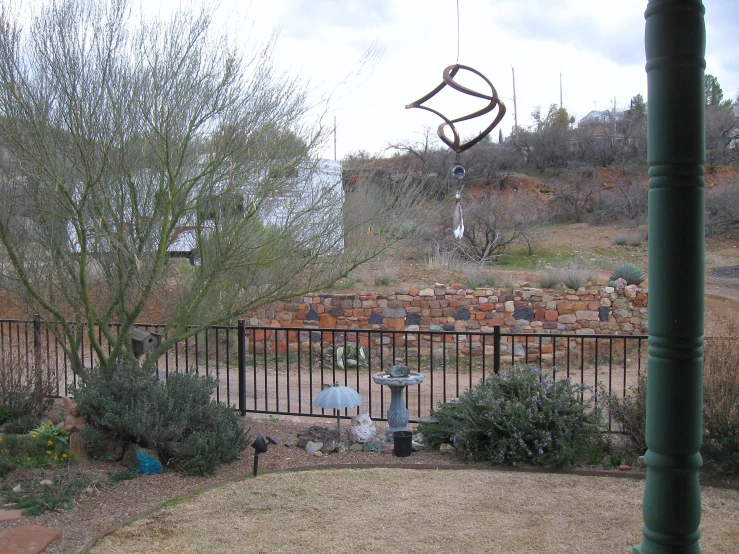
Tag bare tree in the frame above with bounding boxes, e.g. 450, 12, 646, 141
454, 191, 545, 263
550, 170, 600, 223
0, 0, 420, 379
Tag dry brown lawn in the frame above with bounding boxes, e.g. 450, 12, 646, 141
92, 468, 739, 554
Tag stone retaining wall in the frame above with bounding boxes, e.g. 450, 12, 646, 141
244, 282, 648, 337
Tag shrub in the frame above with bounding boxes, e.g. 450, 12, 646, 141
75, 356, 249, 475
703, 327, 739, 476
612, 232, 646, 247
539, 264, 591, 290
463, 263, 497, 289
374, 270, 395, 287
0, 349, 55, 421
418, 365, 604, 468
0, 431, 72, 478
604, 323, 739, 477
602, 374, 647, 457
4, 415, 41, 435
611, 262, 645, 285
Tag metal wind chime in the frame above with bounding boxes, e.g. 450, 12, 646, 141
405, 4, 506, 239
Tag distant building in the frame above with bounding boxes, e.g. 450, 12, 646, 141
578, 109, 626, 128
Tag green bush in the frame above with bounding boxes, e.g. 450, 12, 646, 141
74, 357, 249, 475
4, 414, 41, 435
611, 262, 645, 285
0, 431, 72, 478
418, 365, 604, 468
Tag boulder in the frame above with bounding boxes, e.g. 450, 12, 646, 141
305, 441, 323, 456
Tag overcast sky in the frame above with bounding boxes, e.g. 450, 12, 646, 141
166, 1, 738, 160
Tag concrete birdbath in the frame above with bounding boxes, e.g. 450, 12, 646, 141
372, 365, 424, 438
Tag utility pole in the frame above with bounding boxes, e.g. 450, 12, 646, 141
560, 72, 563, 109
613, 96, 617, 135
512, 66, 518, 143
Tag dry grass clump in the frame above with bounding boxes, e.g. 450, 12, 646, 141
539, 263, 595, 290
703, 319, 739, 475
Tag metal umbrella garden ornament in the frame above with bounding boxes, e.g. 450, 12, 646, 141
313, 382, 363, 439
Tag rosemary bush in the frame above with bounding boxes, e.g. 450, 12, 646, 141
419, 365, 604, 468
75, 357, 249, 475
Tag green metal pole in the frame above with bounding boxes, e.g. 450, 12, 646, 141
636, 1, 705, 553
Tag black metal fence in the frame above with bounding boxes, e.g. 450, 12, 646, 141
0, 318, 649, 429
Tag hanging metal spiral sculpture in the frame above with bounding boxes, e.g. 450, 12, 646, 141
405, 64, 506, 153
406, 64, 507, 240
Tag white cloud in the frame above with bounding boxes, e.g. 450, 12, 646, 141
143, 0, 737, 159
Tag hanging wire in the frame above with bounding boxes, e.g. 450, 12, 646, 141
456, 0, 460, 63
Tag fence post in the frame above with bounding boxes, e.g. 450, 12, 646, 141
33, 314, 42, 398
237, 320, 246, 416
493, 325, 501, 375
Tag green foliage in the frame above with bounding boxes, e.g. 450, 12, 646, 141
3, 472, 87, 516
108, 467, 139, 484
0, 431, 72, 478
418, 366, 604, 468
4, 415, 41, 435
75, 357, 249, 475
611, 262, 645, 285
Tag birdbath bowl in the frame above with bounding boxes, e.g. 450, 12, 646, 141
373, 369, 424, 438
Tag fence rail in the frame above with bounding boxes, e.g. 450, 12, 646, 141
0, 317, 651, 430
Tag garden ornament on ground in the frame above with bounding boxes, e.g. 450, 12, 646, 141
313, 382, 363, 440
63, 396, 87, 460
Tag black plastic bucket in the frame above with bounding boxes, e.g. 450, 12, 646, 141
393, 430, 413, 457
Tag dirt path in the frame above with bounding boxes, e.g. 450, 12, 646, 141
705, 276, 739, 336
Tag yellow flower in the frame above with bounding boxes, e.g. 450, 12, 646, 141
62, 453, 67, 458
46, 450, 52, 455
47, 440, 53, 446
0, 437, 4, 442
31, 434, 37, 439
54, 455, 58, 460
26, 457, 31, 461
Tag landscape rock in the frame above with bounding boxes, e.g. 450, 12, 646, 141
618, 465, 632, 471
305, 441, 323, 456
349, 443, 364, 452
439, 443, 455, 454
312, 450, 324, 457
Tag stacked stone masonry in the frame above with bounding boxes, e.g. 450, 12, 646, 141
243, 283, 648, 356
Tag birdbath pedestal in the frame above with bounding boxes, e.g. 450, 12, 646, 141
372, 370, 425, 438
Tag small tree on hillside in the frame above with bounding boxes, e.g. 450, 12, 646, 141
550, 170, 600, 223
0, 0, 420, 380
455, 191, 545, 263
